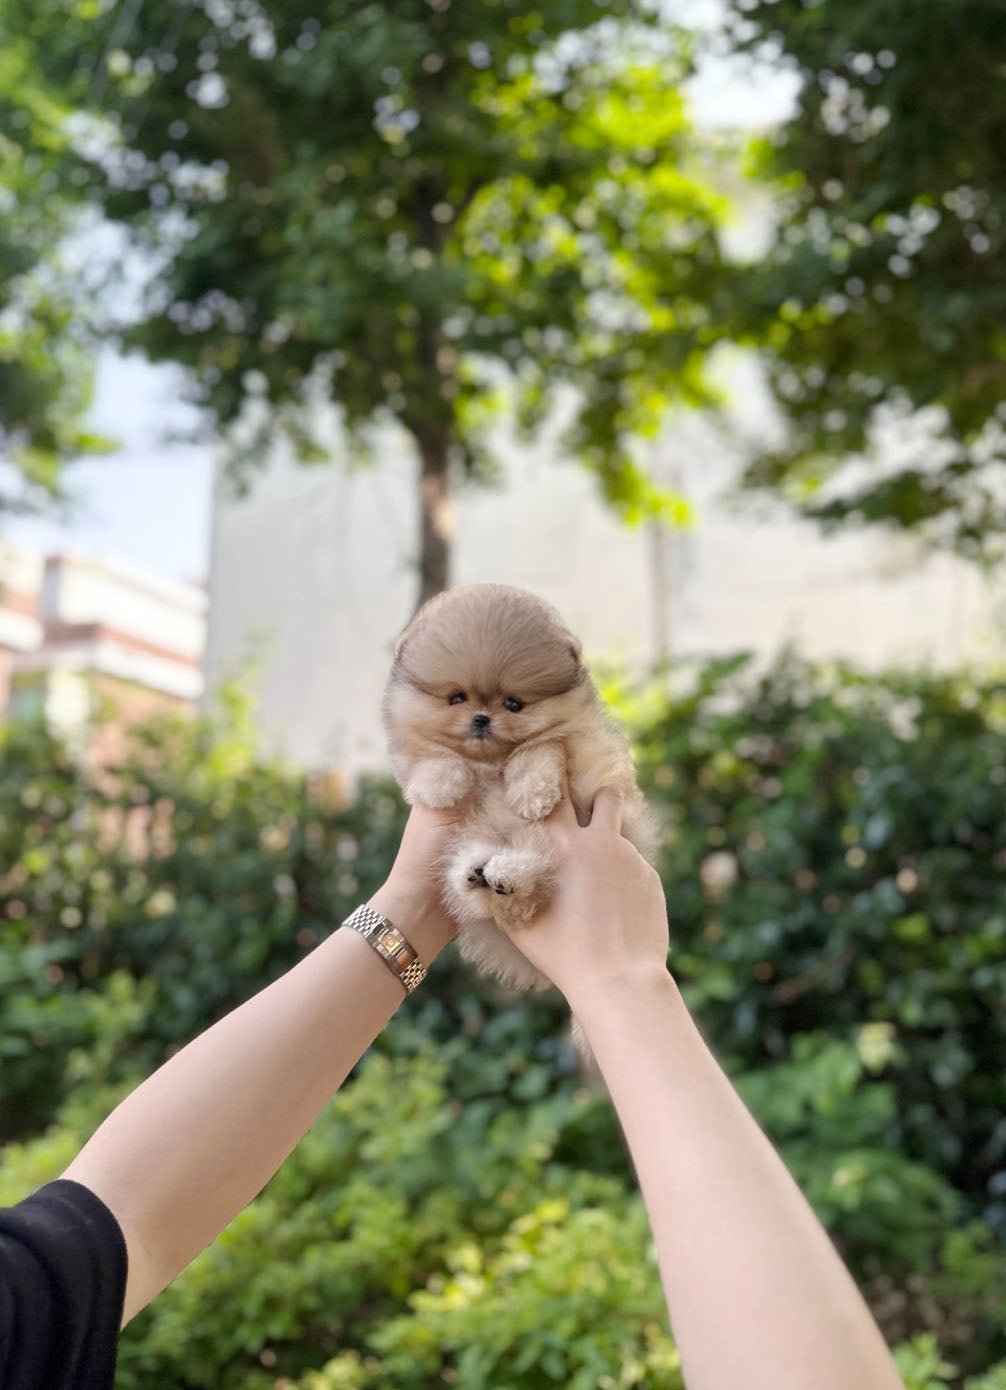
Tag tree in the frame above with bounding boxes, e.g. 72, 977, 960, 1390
13, 0, 731, 606
0, 24, 109, 515
724, 0, 1006, 559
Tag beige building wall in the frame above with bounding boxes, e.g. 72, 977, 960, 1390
205, 378, 1005, 773
206, 412, 672, 771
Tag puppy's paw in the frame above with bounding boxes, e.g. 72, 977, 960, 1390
404, 758, 473, 809
445, 839, 501, 906
490, 886, 549, 928
482, 849, 551, 925
504, 742, 565, 821
505, 773, 562, 822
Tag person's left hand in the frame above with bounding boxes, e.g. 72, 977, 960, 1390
368, 801, 465, 963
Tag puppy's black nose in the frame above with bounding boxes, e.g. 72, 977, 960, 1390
471, 713, 491, 732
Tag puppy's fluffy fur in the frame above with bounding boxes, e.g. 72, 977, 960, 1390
383, 584, 657, 993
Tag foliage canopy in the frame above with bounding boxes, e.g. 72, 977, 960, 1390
0, 26, 110, 512
726, 0, 1006, 558
7, 0, 731, 601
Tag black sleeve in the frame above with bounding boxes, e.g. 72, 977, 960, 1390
0, 1179, 127, 1390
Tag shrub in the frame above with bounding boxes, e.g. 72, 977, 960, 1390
627, 658, 1006, 1221
1, 655, 1004, 1383
0, 701, 407, 1136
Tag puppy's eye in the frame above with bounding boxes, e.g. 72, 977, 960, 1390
503, 696, 524, 713
448, 691, 467, 706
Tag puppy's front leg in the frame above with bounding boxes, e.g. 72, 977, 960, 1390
504, 741, 565, 822
403, 756, 474, 809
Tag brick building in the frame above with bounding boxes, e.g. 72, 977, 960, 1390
0, 544, 206, 760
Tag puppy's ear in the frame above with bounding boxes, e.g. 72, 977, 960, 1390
567, 635, 586, 686
393, 592, 440, 667
392, 613, 420, 667
387, 625, 413, 683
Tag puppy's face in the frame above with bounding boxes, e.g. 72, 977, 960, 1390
385, 585, 585, 763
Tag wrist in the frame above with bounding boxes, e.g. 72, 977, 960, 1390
367, 882, 453, 964
566, 961, 681, 1030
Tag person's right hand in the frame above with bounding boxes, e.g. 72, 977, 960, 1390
503, 785, 671, 1012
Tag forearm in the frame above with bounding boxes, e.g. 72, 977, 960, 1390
574, 970, 904, 1390
64, 914, 408, 1324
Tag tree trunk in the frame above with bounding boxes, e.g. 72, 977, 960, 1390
415, 425, 454, 612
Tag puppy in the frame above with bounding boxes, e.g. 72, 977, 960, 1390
382, 583, 658, 995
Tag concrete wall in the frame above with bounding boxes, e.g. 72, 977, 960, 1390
206, 415, 662, 771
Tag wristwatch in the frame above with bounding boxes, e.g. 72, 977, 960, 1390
341, 904, 427, 995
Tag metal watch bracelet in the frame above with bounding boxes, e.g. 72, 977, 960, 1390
341, 903, 427, 995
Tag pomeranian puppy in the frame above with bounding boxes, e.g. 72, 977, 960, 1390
382, 583, 657, 993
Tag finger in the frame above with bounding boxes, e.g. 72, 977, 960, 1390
589, 786, 625, 837
545, 776, 579, 831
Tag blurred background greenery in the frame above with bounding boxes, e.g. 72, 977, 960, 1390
1, 660, 1003, 1387
1, 0, 1005, 1387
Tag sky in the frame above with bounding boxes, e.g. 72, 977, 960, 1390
5, 22, 799, 587
9, 350, 214, 583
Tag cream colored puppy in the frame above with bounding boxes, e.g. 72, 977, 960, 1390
382, 583, 657, 992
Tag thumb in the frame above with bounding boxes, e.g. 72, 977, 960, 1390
544, 776, 579, 832
589, 786, 625, 837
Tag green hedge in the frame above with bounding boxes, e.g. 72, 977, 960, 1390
627, 659, 1005, 1217
0, 657, 1003, 1385
0, 692, 408, 1137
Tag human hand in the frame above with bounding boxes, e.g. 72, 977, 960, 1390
503, 785, 670, 1012
368, 800, 465, 963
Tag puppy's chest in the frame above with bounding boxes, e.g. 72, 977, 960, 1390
460, 752, 528, 805
465, 760, 507, 795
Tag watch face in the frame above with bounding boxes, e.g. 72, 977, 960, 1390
346, 908, 422, 989
386, 936, 416, 963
